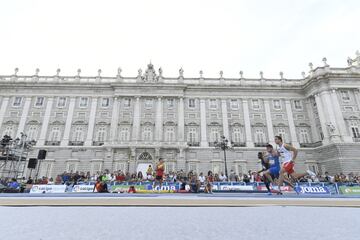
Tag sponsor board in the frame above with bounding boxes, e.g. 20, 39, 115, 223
72, 185, 95, 193
111, 184, 179, 193
256, 185, 293, 192
212, 184, 254, 191
339, 186, 360, 195
30, 185, 66, 194
294, 186, 330, 194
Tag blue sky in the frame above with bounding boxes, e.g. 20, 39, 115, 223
0, 0, 359, 78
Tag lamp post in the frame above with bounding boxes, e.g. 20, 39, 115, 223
214, 136, 232, 180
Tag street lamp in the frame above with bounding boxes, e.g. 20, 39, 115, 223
214, 136, 232, 180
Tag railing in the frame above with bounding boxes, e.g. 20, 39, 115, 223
69, 141, 84, 146
300, 141, 323, 148
93, 141, 104, 146
353, 138, 360, 142
231, 142, 246, 147
45, 141, 60, 146
254, 142, 267, 147
187, 142, 200, 147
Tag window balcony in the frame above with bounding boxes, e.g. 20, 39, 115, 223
69, 141, 84, 146
45, 141, 60, 146
300, 141, 323, 148
187, 142, 200, 147
93, 141, 104, 146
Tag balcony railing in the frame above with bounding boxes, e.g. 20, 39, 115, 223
300, 141, 323, 148
93, 141, 104, 146
353, 138, 360, 142
254, 142, 267, 147
45, 141, 60, 146
231, 142, 246, 147
69, 141, 84, 146
187, 142, 200, 147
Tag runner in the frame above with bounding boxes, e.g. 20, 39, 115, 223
275, 135, 316, 194
257, 151, 273, 195
153, 158, 165, 192
258, 145, 281, 195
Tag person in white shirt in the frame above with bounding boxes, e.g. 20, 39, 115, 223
219, 172, 227, 182
275, 135, 316, 193
198, 172, 206, 185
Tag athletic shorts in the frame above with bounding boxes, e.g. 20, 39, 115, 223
282, 162, 295, 175
269, 166, 280, 178
155, 175, 163, 181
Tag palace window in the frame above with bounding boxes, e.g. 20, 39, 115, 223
255, 129, 266, 143
27, 126, 38, 140
277, 129, 286, 142
300, 129, 310, 143
3, 126, 14, 138
188, 128, 198, 142
119, 127, 130, 141
50, 127, 61, 142
230, 99, 239, 109
165, 127, 175, 142
188, 99, 196, 108
252, 99, 260, 109
35, 97, 44, 107
167, 99, 174, 108
210, 128, 220, 142
124, 98, 131, 107
79, 97, 88, 108
232, 128, 242, 143
273, 100, 281, 110
13, 97, 22, 107
340, 90, 350, 102
350, 122, 360, 138
101, 98, 110, 108
142, 126, 153, 141
96, 127, 106, 142
73, 127, 84, 142
57, 97, 66, 108
294, 100, 303, 110
209, 99, 217, 109
144, 99, 153, 108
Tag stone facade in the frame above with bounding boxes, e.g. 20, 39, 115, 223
1, 55, 360, 178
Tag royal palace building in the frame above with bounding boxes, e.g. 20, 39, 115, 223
1, 53, 360, 178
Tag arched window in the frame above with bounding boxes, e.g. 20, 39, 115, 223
165, 126, 175, 142
232, 128, 242, 143
50, 127, 61, 141
277, 128, 286, 142
27, 126, 38, 140
73, 127, 84, 142
3, 126, 14, 138
96, 127, 106, 142
300, 129, 310, 143
120, 127, 129, 141
138, 152, 153, 161
210, 128, 220, 142
350, 121, 360, 138
188, 127, 197, 142
255, 129, 266, 143
142, 126, 152, 141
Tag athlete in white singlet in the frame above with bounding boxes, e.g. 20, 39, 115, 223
275, 135, 316, 194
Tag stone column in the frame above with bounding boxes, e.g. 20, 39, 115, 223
37, 97, 54, 146
129, 147, 136, 173
221, 99, 230, 141
263, 99, 275, 145
330, 89, 352, 142
177, 97, 185, 142
0, 97, 10, 131
177, 148, 186, 171
85, 97, 98, 146
16, 97, 32, 138
109, 97, 120, 143
131, 97, 141, 141
242, 99, 254, 147
305, 98, 320, 143
314, 94, 330, 144
284, 100, 300, 148
320, 91, 341, 142
155, 97, 163, 142
200, 99, 208, 147
61, 97, 76, 146
354, 89, 360, 109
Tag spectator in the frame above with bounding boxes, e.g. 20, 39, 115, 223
137, 171, 144, 180
229, 170, 236, 182
8, 178, 20, 189
219, 172, 227, 182
198, 172, 206, 185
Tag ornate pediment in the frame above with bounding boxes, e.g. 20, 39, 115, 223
137, 63, 162, 83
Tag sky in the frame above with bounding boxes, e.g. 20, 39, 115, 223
0, 0, 359, 79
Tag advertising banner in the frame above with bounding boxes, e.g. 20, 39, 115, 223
294, 186, 330, 194
72, 185, 95, 193
339, 186, 360, 195
30, 185, 66, 194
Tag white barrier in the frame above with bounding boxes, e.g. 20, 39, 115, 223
72, 185, 95, 193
